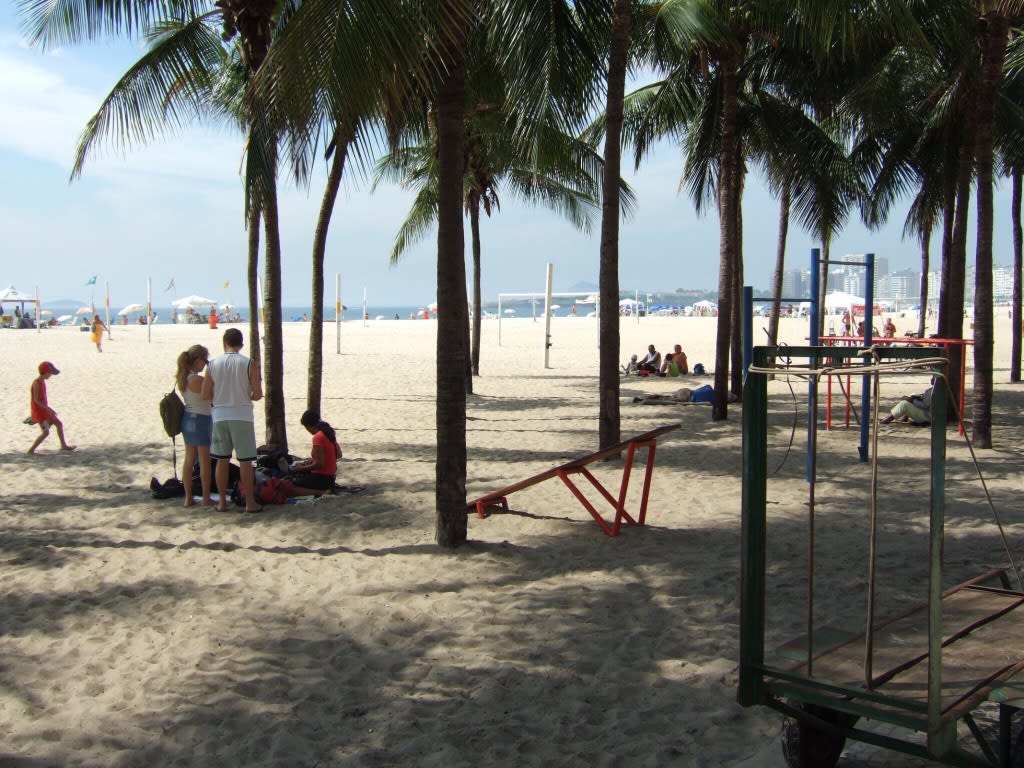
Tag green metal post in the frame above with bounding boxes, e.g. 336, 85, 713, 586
739, 346, 769, 706
927, 375, 954, 756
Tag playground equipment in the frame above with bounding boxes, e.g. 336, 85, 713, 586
739, 344, 1024, 768
469, 424, 679, 536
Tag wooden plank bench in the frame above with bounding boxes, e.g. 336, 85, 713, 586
467, 424, 680, 537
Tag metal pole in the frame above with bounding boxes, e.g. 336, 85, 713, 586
498, 295, 502, 346
35, 285, 40, 334
335, 273, 341, 355
807, 249, 821, 482
859, 253, 875, 461
104, 281, 112, 339
742, 285, 753, 377
362, 287, 367, 327
543, 263, 554, 368
146, 278, 152, 344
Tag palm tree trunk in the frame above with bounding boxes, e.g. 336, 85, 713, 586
943, 103, 975, 421
434, 17, 469, 548
470, 201, 482, 377
1012, 167, 1022, 383
247, 204, 262, 367
307, 126, 351, 414
937, 171, 956, 337
262, 158, 287, 451
768, 186, 790, 346
713, 44, 740, 421
917, 230, 930, 340
730, 169, 744, 398
598, 0, 631, 449
971, 13, 1008, 449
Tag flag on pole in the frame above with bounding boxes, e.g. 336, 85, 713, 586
164, 278, 175, 292
85, 275, 97, 286
222, 280, 230, 290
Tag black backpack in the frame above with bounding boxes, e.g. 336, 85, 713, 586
158, 388, 186, 478
160, 389, 185, 438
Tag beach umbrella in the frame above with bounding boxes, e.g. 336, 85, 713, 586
619, 298, 637, 306
57, 314, 72, 323
76, 306, 93, 315
428, 301, 439, 312
503, 308, 516, 314
172, 294, 218, 308
39, 309, 53, 317
118, 303, 145, 316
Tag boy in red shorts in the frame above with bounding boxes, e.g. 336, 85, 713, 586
28, 361, 76, 454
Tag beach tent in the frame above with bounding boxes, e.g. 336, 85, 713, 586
0, 285, 39, 316
823, 291, 863, 310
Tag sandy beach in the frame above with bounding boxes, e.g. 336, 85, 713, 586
2, 312, 1023, 767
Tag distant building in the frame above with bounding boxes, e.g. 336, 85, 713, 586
782, 269, 806, 299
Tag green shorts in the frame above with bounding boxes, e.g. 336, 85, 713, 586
211, 420, 257, 462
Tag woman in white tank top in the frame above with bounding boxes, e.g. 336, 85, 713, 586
175, 344, 213, 507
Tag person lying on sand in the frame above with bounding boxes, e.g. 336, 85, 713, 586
633, 387, 692, 405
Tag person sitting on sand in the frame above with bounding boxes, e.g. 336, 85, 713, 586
659, 344, 688, 376
28, 361, 76, 454
637, 344, 661, 373
621, 354, 639, 375
880, 383, 933, 425
288, 410, 342, 496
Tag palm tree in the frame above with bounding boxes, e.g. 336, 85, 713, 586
21, 0, 292, 447
971, 10, 1012, 448
373, 114, 616, 378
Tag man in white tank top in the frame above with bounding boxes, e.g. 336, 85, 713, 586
202, 328, 263, 512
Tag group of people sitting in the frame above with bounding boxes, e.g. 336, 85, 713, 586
624, 343, 689, 377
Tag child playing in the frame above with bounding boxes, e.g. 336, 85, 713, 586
28, 361, 76, 454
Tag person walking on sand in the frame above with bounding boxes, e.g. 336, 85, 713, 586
90, 314, 106, 352
201, 328, 263, 512
176, 344, 213, 508
28, 361, 76, 454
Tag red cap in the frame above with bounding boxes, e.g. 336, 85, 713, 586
38, 361, 60, 375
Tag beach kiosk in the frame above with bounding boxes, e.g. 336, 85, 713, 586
739, 344, 1024, 767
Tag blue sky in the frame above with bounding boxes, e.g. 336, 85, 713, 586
0, 7, 1011, 309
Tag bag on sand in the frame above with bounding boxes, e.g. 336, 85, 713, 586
150, 476, 185, 499
159, 389, 185, 438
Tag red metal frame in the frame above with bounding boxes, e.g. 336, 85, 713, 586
468, 425, 677, 537
819, 336, 973, 435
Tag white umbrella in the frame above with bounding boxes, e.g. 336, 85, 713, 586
39, 309, 53, 316
76, 306, 93, 315
172, 294, 218, 308
619, 298, 637, 307
503, 308, 516, 315
550, 304, 561, 311
57, 314, 72, 323
118, 303, 145, 316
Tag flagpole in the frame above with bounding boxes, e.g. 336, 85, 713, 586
35, 284, 40, 335
335, 273, 342, 355
104, 281, 112, 339
147, 278, 152, 344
